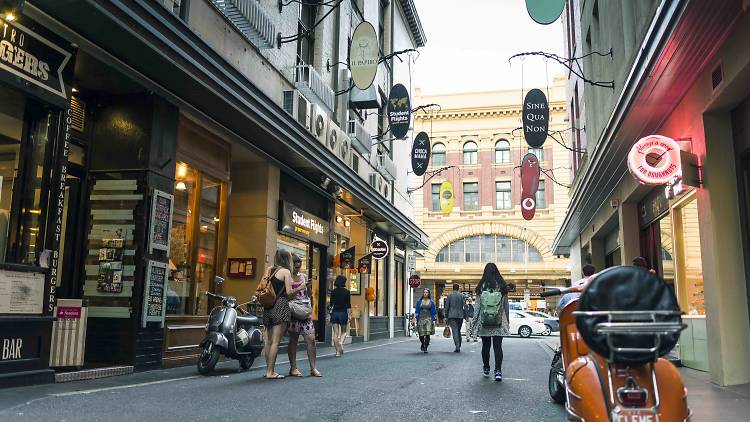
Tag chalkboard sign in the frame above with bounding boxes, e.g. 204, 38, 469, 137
149, 189, 174, 254
142, 260, 168, 327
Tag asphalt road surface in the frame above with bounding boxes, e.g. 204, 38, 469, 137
0, 335, 566, 421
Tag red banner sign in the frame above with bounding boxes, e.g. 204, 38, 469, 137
520, 153, 540, 221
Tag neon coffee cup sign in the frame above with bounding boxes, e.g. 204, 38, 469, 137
627, 135, 682, 185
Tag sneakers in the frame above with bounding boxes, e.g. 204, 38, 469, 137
483, 367, 490, 377
494, 370, 503, 382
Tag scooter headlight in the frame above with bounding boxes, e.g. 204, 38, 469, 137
226, 296, 237, 307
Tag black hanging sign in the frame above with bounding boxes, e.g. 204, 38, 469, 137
340, 246, 356, 269
522, 88, 549, 148
370, 239, 389, 260
358, 254, 372, 274
387, 83, 411, 139
411, 131, 431, 176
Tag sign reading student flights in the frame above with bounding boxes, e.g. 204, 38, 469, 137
627, 135, 682, 185
520, 153, 541, 221
439, 181, 454, 214
349, 21, 379, 90
388, 83, 411, 139
525, 0, 567, 25
523, 88, 549, 148
411, 132, 431, 176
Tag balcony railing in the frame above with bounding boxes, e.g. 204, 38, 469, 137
294, 64, 335, 114
377, 155, 398, 181
211, 0, 276, 50
348, 119, 372, 156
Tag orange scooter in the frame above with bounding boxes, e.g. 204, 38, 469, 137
540, 266, 691, 421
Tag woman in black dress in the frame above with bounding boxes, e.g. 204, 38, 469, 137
330, 275, 351, 356
262, 249, 295, 379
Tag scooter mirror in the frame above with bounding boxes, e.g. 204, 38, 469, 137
251, 296, 258, 303
214, 276, 224, 286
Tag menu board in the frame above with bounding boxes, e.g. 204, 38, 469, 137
0, 269, 45, 314
149, 189, 174, 253
142, 260, 168, 327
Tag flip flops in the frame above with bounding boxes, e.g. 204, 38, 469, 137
264, 373, 285, 380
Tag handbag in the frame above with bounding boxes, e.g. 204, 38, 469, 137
289, 297, 312, 320
255, 268, 279, 308
443, 324, 451, 338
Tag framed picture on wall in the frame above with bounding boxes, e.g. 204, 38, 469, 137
227, 258, 256, 278
348, 271, 361, 295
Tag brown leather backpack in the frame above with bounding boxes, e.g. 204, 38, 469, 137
256, 268, 280, 308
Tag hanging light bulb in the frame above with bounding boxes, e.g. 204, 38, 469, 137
175, 181, 187, 191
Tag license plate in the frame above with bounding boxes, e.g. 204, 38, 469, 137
611, 408, 658, 422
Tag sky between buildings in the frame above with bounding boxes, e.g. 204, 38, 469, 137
413, 0, 566, 95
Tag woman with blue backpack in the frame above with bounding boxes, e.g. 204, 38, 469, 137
470, 263, 510, 381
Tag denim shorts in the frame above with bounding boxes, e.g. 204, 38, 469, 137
330, 310, 349, 325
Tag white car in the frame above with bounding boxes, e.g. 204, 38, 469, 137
509, 310, 547, 338
522, 310, 560, 336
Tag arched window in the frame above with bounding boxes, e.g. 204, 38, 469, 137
463, 141, 478, 165
495, 140, 510, 163
432, 143, 446, 166
435, 235, 544, 263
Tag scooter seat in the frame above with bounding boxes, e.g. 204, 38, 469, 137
236, 315, 260, 326
576, 266, 681, 365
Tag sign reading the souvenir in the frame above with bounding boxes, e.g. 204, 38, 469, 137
388, 83, 411, 139
349, 21, 379, 90
520, 153, 541, 221
409, 274, 421, 289
370, 239, 389, 260
280, 201, 330, 245
340, 246, 356, 269
525, 0, 567, 25
411, 131, 431, 176
439, 181, 454, 214
0, 19, 73, 99
522, 88, 549, 148
627, 135, 682, 185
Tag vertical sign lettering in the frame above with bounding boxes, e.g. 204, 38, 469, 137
522, 88, 549, 148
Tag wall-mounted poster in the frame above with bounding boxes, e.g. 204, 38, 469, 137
97, 236, 124, 293
227, 258, 257, 278
0, 269, 45, 314
348, 273, 362, 295
149, 189, 174, 254
142, 260, 168, 328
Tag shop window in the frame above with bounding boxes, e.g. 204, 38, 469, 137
431, 183, 441, 211
495, 181, 511, 210
463, 182, 479, 211
528, 146, 544, 161
495, 140, 510, 163
675, 198, 705, 315
463, 141, 478, 165
437, 235, 544, 263
432, 143, 446, 166
536, 180, 547, 209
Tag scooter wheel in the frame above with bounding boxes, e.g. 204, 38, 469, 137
197, 343, 220, 375
548, 359, 566, 404
239, 354, 255, 371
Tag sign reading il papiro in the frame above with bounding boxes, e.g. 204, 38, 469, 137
349, 21, 379, 90
411, 131, 431, 176
523, 88, 549, 148
387, 83, 411, 139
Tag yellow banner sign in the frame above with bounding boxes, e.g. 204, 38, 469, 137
439, 181, 454, 214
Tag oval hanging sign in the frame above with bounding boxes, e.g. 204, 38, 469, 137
523, 88, 549, 148
349, 21, 379, 90
439, 181, 454, 214
411, 131, 431, 176
627, 135, 682, 185
388, 83, 411, 139
520, 153, 541, 195
521, 193, 537, 221
371, 239, 389, 260
525, 0, 566, 25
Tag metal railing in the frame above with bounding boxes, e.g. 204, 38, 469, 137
294, 64, 335, 114
211, 0, 276, 50
348, 119, 372, 155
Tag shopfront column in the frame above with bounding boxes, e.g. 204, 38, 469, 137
618, 202, 641, 264
699, 113, 750, 385
388, 235, 396, 338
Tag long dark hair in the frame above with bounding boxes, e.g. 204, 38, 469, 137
476, 263, 508, 295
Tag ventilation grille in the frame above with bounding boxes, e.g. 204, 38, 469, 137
70, 96, 85, 132
711, 63, 723, 91
211, 0, 276, 50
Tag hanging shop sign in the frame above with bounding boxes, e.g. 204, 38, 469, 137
340, 246, 356, 269
411, 131, 431, 176
0, 18, 73, 102
521, 153, 540, 221
358, 254, 372, 274
627, 135, 682, 185
349, 21, 379, 90
439, 181, 454, 214
371, 239, 389, 260
408, 274, 422, 289
522, 88, 549, 148
388, 83, 411, 139
525, 0, 567, 25
521, 193, 536, 221
280, 201, 330, 246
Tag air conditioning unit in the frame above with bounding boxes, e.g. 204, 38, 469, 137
382, 181, 391, 200
327, 123, 340, 153
310, 104, 328, 145
282, 90, 311, 131
338, 134, 353, 168
369, 173, 384, 192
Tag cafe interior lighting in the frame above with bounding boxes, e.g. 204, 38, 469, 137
335, 215, 343, 223
176, 163, 188, 179
175, 181, 187, 191
344, 219, 351, 227
4, 12, 15, 21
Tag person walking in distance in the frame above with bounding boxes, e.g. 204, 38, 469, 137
415, 288, 437, 353
330, 275, 351, 357
444, 284, 467, 352
287, 254, 321, 377
465, 297, 477, 342
560, 264, 595, 311
471, 263, 510, 381
261, 249, 295, 379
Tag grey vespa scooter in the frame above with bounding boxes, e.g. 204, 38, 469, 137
197, 277, 264, 374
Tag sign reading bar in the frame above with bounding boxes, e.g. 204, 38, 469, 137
371, 239, 389, 260
411, 132, 431, 176
0, 269, 45, 314
525, 0, 567, 25
0, 19, 73, 100
142, 260, 168, 328
280, 201, 330, 245
149, 189, 174, 253
627, 135, 682, 185
523, 88, 549, 148
388, 83, 411, 139
349, 21, 379, 90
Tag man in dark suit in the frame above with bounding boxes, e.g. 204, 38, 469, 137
444, 284, 467, 352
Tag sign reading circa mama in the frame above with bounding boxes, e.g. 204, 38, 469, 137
280, 201, 330, 245
0, 19, 72, 99
411, 131, 431, 176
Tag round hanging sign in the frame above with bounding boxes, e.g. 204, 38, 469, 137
525, 0, 567, 25
523, 88, 549, 148
627, 135, 682, 185
409, 274, 421, 289
439, 181, 454, 214
388, 83, 411, 139
411, 131, 431, 176
520, 153, 541, 195
349, 21, 379, 90
371, 239, 389, 260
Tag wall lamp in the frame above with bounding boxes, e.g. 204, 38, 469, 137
1, 0, 24, 21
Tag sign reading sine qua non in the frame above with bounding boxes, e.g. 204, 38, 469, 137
523, 88, 549, 148
388, 83, 411, 139
349, 21, 379, 90
411, 131, 431, 176
371, 239, 389, 260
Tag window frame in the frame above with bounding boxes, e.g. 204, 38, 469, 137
431, 183, 441, 211
463, 182, 479, 211
495, 181, 512, 210
431, 143, 446, 166
462, 141, 478, 165
536, 180, 547, 209
494, 139, 511, 164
